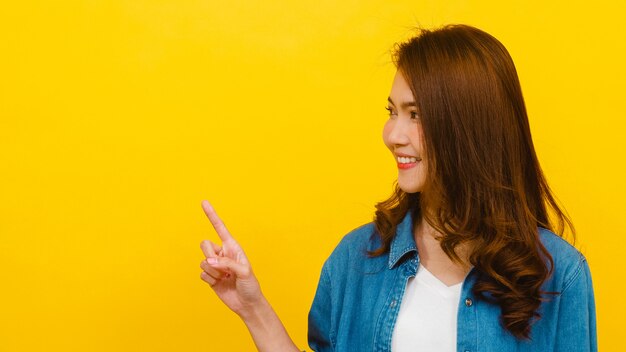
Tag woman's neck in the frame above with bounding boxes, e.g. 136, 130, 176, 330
413, 216, 471, 286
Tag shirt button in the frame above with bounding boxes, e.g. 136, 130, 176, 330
465, 298, 473, 307
390, 300, 397, 308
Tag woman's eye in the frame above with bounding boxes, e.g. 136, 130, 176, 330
385, 106, 396, 117
410, 111, 419, 120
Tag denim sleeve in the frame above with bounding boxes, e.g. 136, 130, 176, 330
308, 263, 334, 352
555, 256, 597, 352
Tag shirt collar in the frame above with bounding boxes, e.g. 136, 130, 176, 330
388, 210, 418, 269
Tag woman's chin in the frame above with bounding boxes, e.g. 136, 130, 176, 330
398, 182, 423, 194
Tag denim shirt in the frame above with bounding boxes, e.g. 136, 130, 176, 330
307, 211, 597, 352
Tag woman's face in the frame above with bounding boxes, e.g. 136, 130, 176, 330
383, 70, 428, 194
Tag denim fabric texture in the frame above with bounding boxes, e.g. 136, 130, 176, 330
307, 210, 597, 352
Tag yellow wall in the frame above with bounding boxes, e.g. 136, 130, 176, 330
1, 1, 624, 350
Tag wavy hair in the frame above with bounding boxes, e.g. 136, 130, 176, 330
370, 24, 574, 340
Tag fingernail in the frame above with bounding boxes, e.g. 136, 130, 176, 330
207, 257, 218, 265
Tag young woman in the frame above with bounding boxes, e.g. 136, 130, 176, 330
199, 24, 597, 352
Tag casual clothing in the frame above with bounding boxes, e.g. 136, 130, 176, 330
391, 264, 462, 352
307, 210, 597, 352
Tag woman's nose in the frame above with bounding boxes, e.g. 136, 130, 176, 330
388, 118, 411, 145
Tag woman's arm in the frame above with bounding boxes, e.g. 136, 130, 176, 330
308, 263, 333, 352
554, 256, 597, 352
199, 200, 301, 352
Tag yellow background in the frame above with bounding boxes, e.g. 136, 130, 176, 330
1, 1, 624, 351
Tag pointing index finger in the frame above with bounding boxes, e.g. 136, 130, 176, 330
201, 200, 235, 243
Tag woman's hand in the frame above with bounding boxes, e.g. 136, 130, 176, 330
199, 200, 264, 318
198, 200, 302, 352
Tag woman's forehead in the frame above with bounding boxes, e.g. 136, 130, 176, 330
389, 71, 415, 105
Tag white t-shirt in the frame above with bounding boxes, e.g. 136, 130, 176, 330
391, 264, 463, 352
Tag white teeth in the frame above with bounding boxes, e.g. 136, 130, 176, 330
397, 156, 418, 163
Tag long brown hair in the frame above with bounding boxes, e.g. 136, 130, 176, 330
371, 24, 574, 339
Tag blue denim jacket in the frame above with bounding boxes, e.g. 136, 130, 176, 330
308, 211, 597, 351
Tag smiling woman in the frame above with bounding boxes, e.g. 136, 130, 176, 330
199, 24, 597, 352
384, 71, 428, 194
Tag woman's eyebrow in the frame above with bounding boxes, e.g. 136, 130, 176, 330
387, 97, 417, 109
